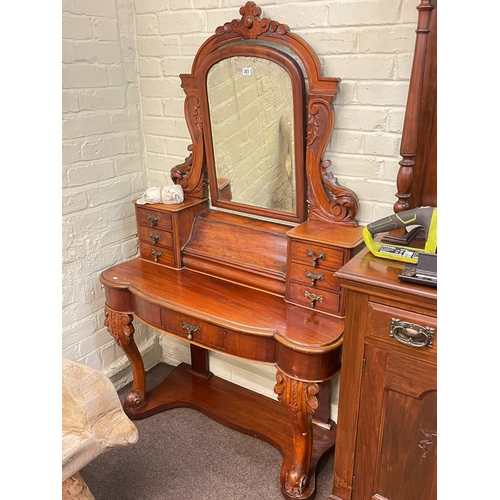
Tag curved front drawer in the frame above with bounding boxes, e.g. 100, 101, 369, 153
159, 309, 276, 363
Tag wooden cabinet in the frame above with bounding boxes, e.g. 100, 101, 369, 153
135, 198, 206, 269
331, 248, 437, 500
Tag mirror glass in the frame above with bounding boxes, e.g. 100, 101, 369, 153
206, 55, 298, 217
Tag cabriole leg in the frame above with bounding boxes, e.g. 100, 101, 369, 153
274, 369, 319, 497
104, 305, 147, 413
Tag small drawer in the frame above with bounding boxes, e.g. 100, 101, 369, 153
160, 309, 226, 351
139, 243, 175, 267
287, 281, 341, 315
288, 261, 341, 291
289, 241, 344, 271
138, 225, 173, 249
136, 206, 172, 231
367, 301, 437, 359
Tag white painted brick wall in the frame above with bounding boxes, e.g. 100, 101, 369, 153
62, 0, 161, 387
62, 0, 420, 409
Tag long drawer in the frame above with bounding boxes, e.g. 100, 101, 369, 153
159, 309, 276, 363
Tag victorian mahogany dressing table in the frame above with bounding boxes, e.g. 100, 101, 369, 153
100, 3, 364, 499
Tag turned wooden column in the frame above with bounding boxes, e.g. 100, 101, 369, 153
104, 305, 147, 413
274, 368, 320, 497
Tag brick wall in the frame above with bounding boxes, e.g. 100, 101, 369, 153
62, 0, 419, 407
62, 0, 161, 385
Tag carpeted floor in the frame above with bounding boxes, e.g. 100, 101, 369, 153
81, 363, 335, 500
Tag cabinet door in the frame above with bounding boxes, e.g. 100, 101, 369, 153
353, 345, 437, 500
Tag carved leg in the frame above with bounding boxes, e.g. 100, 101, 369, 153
104, 305, 147, 413
274, 369, 319, 497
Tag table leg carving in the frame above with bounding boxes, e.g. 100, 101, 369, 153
274, 369, 319, 497
104, 305, 147, 413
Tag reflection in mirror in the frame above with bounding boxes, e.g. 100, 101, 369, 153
207, 56, 296, 214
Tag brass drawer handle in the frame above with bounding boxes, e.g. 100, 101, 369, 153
182, 321, 201, 340
151, 249, 163, 262
306, 249, 326, 268
305, 290, 323, 308
147, 214, 160, 227
149, 231, 162, 245
305, 270, 324, 287
390, 318, 435, 348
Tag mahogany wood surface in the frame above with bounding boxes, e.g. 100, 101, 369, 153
99, 3, 367, 499
101, 258, 345, 367
330, 249, 437, 500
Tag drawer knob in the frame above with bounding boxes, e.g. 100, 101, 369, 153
182, 321, 201, 340
147, 214, 160, 227
390, 318, 435, 348
306, 249, 326, 268
305, 290, 323, 308
149, 231, 162, 245
305, 270, 324, 287
151, 249, 163, 263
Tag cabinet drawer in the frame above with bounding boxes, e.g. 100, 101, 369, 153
139, 243, 175, 267
287, 281, 341, 315
160, 309, 226, 351
136, 206, 172, 231
137, 225, 173, 249
288, 261, 340, 291
289, 241, 344, 271
367, 301, 437, 360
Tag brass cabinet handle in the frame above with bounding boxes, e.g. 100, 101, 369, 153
390, 318, 435, 348
147, 214, 160, 227
149, 231, 162, 245
305, 290, 323, 308
306, 249, 326, 268
305, 270, 324, 287
151, 249, 163, 262
182, 321, 201, 340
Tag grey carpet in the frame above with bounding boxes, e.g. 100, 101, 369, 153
81, 363, 334, 500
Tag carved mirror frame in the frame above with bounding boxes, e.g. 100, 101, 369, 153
171, 1, 359, 226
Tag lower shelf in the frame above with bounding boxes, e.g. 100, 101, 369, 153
125, 362, 336, 500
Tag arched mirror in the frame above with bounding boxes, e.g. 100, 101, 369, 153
172, 1, 359, 226
201, 44, 306, 222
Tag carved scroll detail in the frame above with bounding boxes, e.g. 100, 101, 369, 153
306, 111, 320, 147
275, 371, 320, 417
104, 308, 135, 347
215, 1, 289, 40
418, 428, 437, 458
321, 161, 359, 222
274, 369, 319, 496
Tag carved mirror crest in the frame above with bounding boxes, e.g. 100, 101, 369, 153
171, 1, 359, 226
